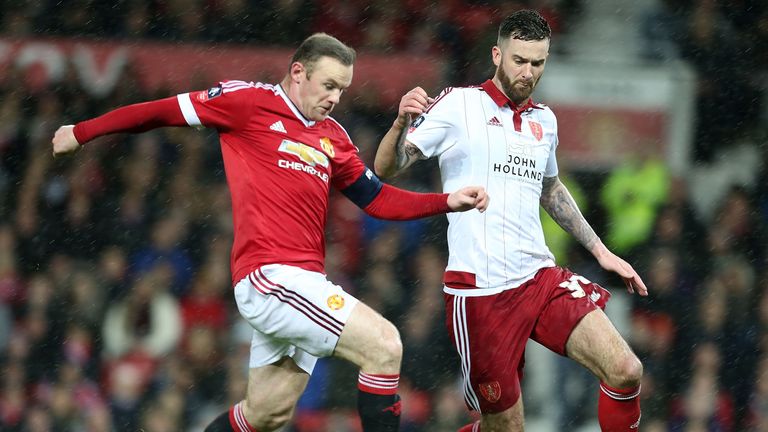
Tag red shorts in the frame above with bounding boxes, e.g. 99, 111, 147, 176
444, 266, 610, 414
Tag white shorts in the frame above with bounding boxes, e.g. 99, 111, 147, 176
234, 264, 360, 374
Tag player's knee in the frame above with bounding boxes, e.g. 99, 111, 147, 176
609, 353, 643, 388
243, 399, 295, 431
370, 320, 403, 368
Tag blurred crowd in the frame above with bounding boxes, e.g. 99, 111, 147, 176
1, 0, 768, 432
642, 0, 767, 162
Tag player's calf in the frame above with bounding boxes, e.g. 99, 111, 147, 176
598, 351, 642, 432
335, 303, 404, 431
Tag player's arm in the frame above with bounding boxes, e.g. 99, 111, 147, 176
540, 175, 598, 251
374, 87, 431, 178
52, 97, 187, 156
540, 175, 648, 296
341, 168, 488, 220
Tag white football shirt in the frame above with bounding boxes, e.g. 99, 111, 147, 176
407, 80, 558, 296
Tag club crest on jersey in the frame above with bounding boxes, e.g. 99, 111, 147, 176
278, 140, 329, 168
327, 294, 345, 310
479, 381, 502, 403
320, 137, 335, 158
528, 121, 543, 141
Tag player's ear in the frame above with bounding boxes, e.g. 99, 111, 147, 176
289, 62, 305, 84
492, 46, 502, 67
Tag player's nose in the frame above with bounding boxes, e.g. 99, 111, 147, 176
327, 90, 341, 104
520, 64, 533, 80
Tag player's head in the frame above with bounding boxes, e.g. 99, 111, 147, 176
285, 33, 356, 121
492, 10, 551, 106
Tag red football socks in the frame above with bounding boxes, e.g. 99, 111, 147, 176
598, 383, 641, 431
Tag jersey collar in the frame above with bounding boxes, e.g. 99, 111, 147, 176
276, 84, 316, 127
481, 79, 542, 112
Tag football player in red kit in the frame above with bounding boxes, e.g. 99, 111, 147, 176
52, 33, 489, 432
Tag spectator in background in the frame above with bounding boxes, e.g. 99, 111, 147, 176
130, 211, 193, 297
678, 0, 757, 162
669, 341, 734, 431
600, 150, 670, 256
399, 244, 456, 391
710, 186, 765, 265
102, 263, 182, 360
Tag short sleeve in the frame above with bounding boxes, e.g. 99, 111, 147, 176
176, 80, 255, 131
545, 118, 559, 177
406, 87, 462, 158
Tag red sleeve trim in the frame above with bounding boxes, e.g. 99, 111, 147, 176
73, 97, 186, 144
362, 183, 450, 220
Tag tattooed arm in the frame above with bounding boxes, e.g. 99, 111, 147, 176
539, 175, 599, 251
374, 87, 431, 178
374, 123, 427, 178
540, 175, 649, 296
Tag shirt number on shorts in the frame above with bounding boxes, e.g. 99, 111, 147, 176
559, 275, 591, 298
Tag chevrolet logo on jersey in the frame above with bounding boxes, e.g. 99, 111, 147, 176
278, 140, 329, 168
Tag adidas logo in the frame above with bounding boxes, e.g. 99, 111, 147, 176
269, 121, 286, 133
487, 116, 502, 126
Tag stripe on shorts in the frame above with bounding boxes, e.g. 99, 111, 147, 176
453, 296, 481, 411
248, 267, 345, 336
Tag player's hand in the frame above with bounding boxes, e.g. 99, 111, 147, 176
393, 87, 434, 129
447, 186, 489, 213
594, 246, 648, 296
52, 125, 81, 157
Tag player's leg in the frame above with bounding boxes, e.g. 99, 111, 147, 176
205, 357, 310, 431
566, 309, 642, 431
531, 267, 641, 432
334, 301, 403, 432
457, 397, 524, 432
446, 287, 545, 432
206, 264, 361, 431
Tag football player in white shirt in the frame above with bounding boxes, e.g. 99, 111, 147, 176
375, 10, 647, 432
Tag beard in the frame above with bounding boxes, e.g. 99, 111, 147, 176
497, 60, 536, 106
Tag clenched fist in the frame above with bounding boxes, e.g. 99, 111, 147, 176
51, 125, 81, 157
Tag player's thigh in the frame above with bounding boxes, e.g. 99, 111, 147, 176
481, 397, 524, 432
333, 300, 401, 370
243, 357, 310, 422
234, 264, 359, 359
565, 308, 639, 384
445, 293, 532, 414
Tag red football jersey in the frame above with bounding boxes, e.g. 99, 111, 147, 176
176, 81, 366, 283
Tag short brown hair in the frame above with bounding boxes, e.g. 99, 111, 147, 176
290, 33, 356, 77
498, 10, 551, 45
